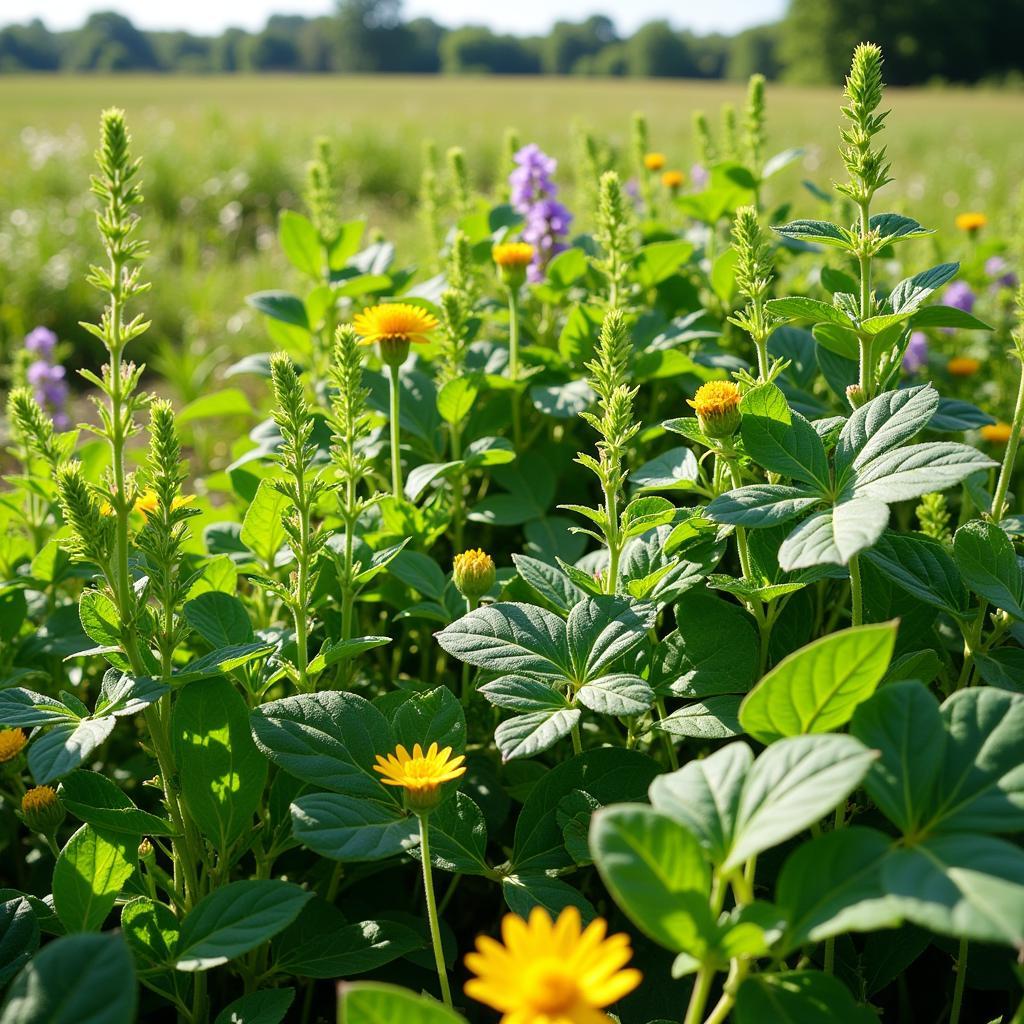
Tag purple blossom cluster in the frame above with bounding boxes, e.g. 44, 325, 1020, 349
509, 144, 572, 284
24, 326, 69, 430
943, 281, 975, 313
985, 256, 1019, 290
902, 331, 929, 374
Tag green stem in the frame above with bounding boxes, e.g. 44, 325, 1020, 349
950, 937, 968, 1024
388, 363, 403, 500
418, 815, 454, 1009
991, 356, 1024, 522
704, 960, 749, 1024
655, 698, 679, 771
848, 553, 863, 627
570, 723, 583, 756
753, 337, 770, 381
460, 595, 476, 703
683, 965, 715, 1024
856, 199, 874, 398
508, 289, 522, 446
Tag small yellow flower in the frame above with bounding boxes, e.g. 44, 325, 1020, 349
643, 152, 666, 171
955, 212, 987, 233
21, 785, 56, 816
465, 906, 642, 1024
948, 356, 981, 378
453, 548, 496, 599
352, 303, 439, 347
493, 242, 535, 269
661, 169, 685, 189
0, 728, 27, 764
688, 380, 742, 438
373, 742, 466, 812
981, 422, 1013, 444
133, 491, 195, 518
100, 500, 116, 517
21, 784, 65, 833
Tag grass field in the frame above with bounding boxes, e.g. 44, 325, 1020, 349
2, 74, 1023, 388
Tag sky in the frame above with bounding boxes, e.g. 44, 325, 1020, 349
3, 0, 786, 36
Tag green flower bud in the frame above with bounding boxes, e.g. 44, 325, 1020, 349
846, 384, 867, 409
688, 381, 742, 439
138, 838, 155, 864
453, 549, 496, 600
21, 786, 65, 836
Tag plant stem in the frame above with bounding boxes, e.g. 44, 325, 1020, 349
848, 553, 863, 627
856, 199, 875, 398
570, 722, 583, 755
655, 698, 679, 771
388, 363, 403, 500
460, 595, 476, 702
991, 357, 1024, 522
418, 814, 453, 1009
683, 965, 715, 1024
950, 937, 968, 1024
508, 288, 522, 446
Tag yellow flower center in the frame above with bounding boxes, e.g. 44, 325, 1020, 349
22, 785, 57, 813
492, 242, 535, 268
352, 303, 439, 346
0, 728, 26, 763
688, 380, 741, 417
643, 152, 666, 171
373, 742, 467, 795
524, 962, 581, 1014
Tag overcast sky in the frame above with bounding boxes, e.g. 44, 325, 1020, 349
3, 0, 786, 36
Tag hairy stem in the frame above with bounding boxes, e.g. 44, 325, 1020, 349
418, 815, 454, 1008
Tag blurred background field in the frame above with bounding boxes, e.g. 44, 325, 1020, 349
2, 71, 1023, 405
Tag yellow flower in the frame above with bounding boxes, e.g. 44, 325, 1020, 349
493, 242, 535, 268
465, 906, 642, 1024
373, 742, 466, 812
981, 422, 1013, 444
0, 728, 27, 764
661, 169, 685, 189
643, 152, 666, 171
352, 303, 439, 347
21, 784, 64, 833
688, 380, 742, 438
21, 786, 57, 815
955, 212, 987, 233
133, 491, 195, 517
453, 548, 496, 599
948, 356, 981, 378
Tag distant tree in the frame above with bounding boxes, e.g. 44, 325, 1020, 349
544, 16, 617, 75
297, 17, 337, 71
681, 31, 730, 78
440, 27, 541, 74
0, 19, 59, 71
212, 28, 250, 72
625, 21, 694, 78
334, 0, 409, 72
152, 31, 214, 73
64, 11, 160, 71
246, 26, 300, 71
727, 24, 780, 81
403, 18, 445, 73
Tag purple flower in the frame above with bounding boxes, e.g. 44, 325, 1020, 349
689, 164, 709, 190
903, 331, 929, 374
943, 281, 975, 313
985, 256, 1018, 289
24, 326, 57, 358
509, 144, 572, 283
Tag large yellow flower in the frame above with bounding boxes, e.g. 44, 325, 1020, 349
493, 242, 535, 268
373, 742, 466, 810
465, 907, 642, 1024
352, 303, 438, 347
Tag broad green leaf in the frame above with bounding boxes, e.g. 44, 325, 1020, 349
478, 676, 568, 713
175, 880, 313, 971
576, 674, 655, 717
724, 735, 876, 872
420, 792, 490, 875
565, 596, 654, 682
632, 447, 700, 494
511, 554, 584, 613
290, 792, 417, 862
740, 622, 897, 743
635, 239, 695, 288
60, 770, 176, 837
0, 898, 39, 987
953, 520, 1024, 618
655, 696, 743, 739
239, 480, 290, 566
278, 209, 322, 279
213, 989, 295, 1024
766, 297, 853, 327
245, 290, 309, 329
52, 825, 136, 932
863, 531, 969, 618
852, 442, 996, 503
771, 220, 852, 249
501, 873, 596, 922
870, 212, 933, 244
739, 384, 829, 490
28, 717, 117, 785
735, 971, 877, 1023
494, 709, 581, 761
909, 305, 992, 331
390, 685, 466, 754
590, 805, 713, 954
0, 689, 76, 729
706, 485, 820, 528
436, 377, 478, 425
889, 262, 959, 314
172, 678, 266, 853
182, 592, 253, 648
338, 983, 467, 1024
0, 933, 136, 1024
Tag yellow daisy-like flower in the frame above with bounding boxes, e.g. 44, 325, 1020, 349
0, 728, 27, 764
688, 380, 742, 438
21, 785, 57, 815
661, 169, 685, 189
981, 422, 1013, 444
465, 906, 642, 1024
493, 242, 535, 268
643, 152, 666, 171
133, 491, 196, 517
948, 356, 981, 378
453, 548, 496, 599
373, 742, 466, 812
352, 303, 439, 347
955, 212, 987, 233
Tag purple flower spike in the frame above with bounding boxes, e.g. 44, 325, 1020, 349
943, 281, 975, 313
689, 164, 709, 190
985, 256, 1018, 289
509, 143, 572, 283
24, 326, 57, 358
903, 331, 929, 374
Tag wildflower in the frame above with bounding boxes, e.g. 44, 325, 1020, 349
981, 422, 1013, 444
690, 163, 710, 190
903, 331, 929, 373
509, 144, 573, 283
23, 326, 69, 430
661, 169, 685, 190
465, 906, 642, 1024
955, 212, 987, 233
985, 256, 1018, 290
643, 152, 666, 171
138, 838, 155, 864
20, 785, 65, 834
373, 742, 466, 814
24, 326, 57, 358
943, 281, 975, 313
948, 356, 981, 377
133, 491, 195, 517
352, 303, 438, 350
493, 242, 535, 289
453, 549, 496, 600
0, 728, 27, 764
688, 380, 742, 438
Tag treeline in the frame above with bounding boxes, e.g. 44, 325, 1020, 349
1, 0, 1021, 85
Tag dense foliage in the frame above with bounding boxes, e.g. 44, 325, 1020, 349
1, 41, 1023, 1024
